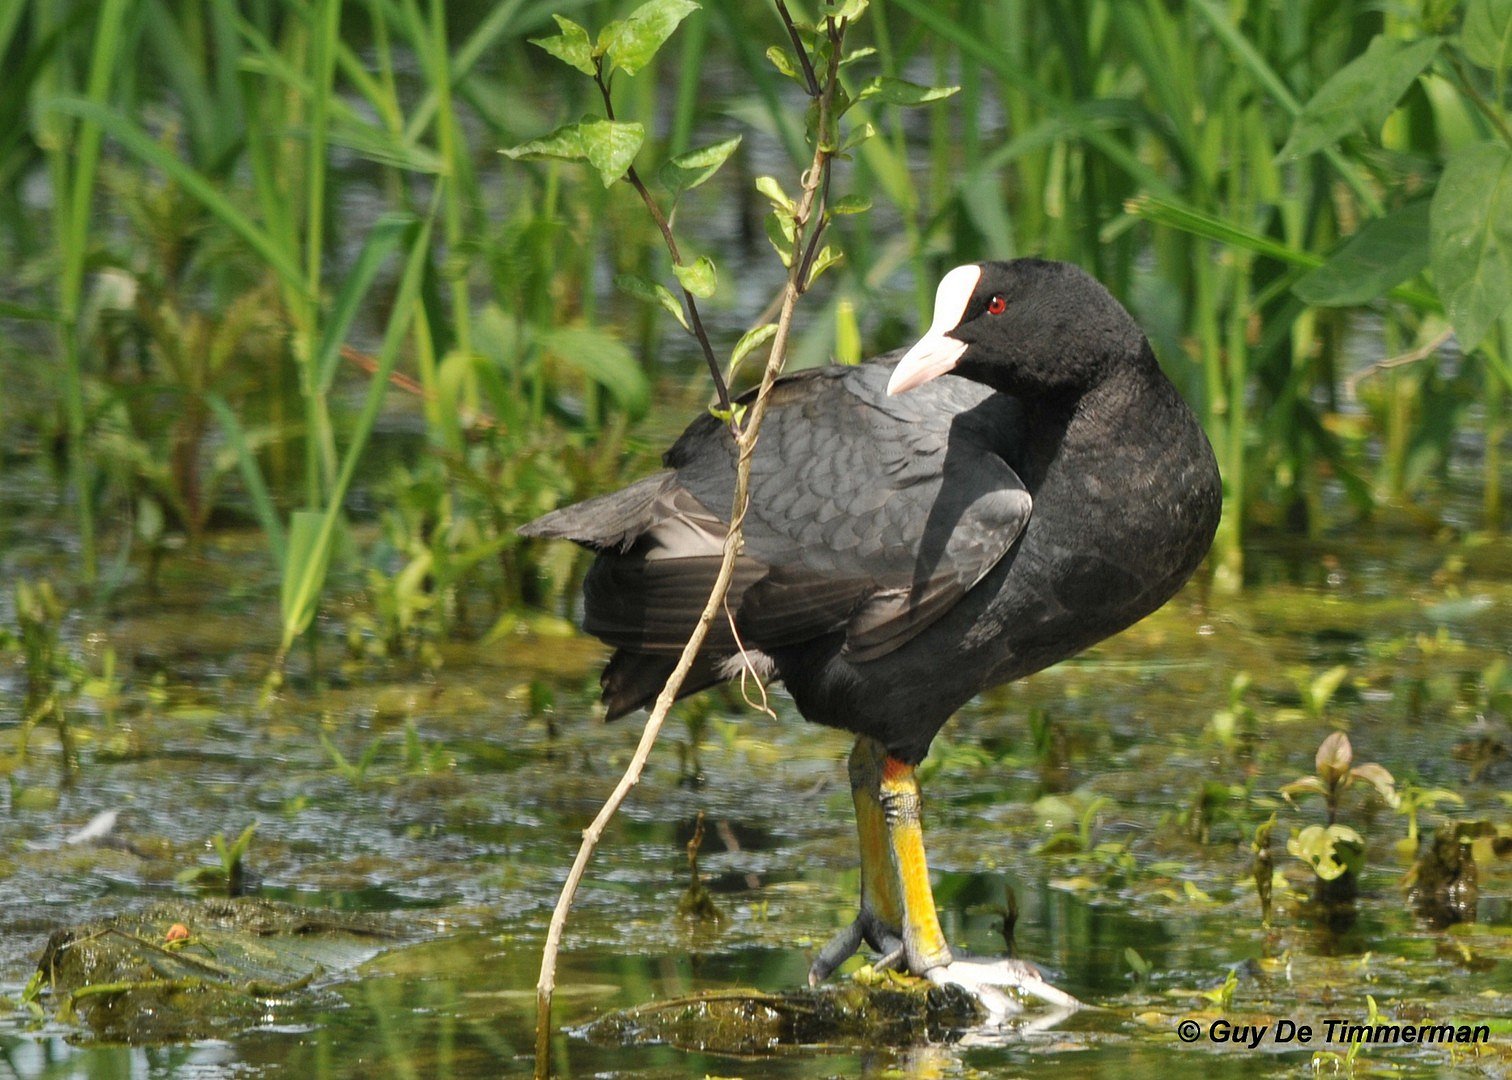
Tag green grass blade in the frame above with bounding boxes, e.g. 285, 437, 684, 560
315, 212, 414, 392
279, 207, 435, 653
206, 393, 287, 567
1187, 0, 1383, 215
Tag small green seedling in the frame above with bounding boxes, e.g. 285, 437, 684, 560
320, 730, 385, 787
177, 823, 257, 897
1394, 782, 1465, 860
1282, 732, 1398, 917
1198, 968, 1238, 1011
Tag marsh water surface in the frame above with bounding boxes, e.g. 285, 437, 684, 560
1, 451, 1510, 1078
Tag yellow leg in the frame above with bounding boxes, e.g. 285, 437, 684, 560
849, 739, 902, 932
878, 752, 953, 973
814, 741, 1083, 1014
810, 737, 954, 983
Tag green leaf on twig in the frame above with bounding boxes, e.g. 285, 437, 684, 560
659, 136, 742, 195
1431, 140, 1512, 351
755, 175, 795, 212
851, 76, 959, 111
503, 119, 645, 188
601, 0, 700, 77
839, 122, 876, 154
804, 245, 843, 287
615, 272, 688, 330
765, 211, 796, 267
729, 323, 778, 381
673, 256, 717, 298
1462, 0, 1512, 71
530, 15, 596, 75
1279, 35, 1441, 160
766, 45, 802, 82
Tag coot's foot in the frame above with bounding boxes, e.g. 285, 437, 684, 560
807, 912, 904, 986
924, 956, 1085, 1022
809, 919, 1085, 1022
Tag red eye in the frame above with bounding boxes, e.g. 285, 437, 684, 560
986, 295, 1007, 315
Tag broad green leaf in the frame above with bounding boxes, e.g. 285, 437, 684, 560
1279, 35, 1442, 160
1431, 140, 1512, 351
672, 255, 717, 298
507, 119, 646, 188
838, 121, 876, 154
852, 76, 960, 110
1287, 824, 1365, 881
502, 121, 588, 163
765, 211, 796, 266
602, 0, 699, 77
1294, 200, 1431, 305
804, 245, 844, 288
581, 118, 645, 187
1463, 0, 1512, 71
614, 272, 689, 329
755, 175, 795, 212
658, 135, 742, 194
539, 325, 650, 415
729, 323, 777, 378
594, 18, 623, 57
531, 14, 596, 76
826, 0, 869, 23
766, 45, 802, 82
830, 194, 871, 215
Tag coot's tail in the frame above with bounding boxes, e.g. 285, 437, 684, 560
600, 650, 726, 720
518, 472, 675, 553
519, 472, 737, 720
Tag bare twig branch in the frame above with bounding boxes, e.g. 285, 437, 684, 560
533, 21, 847, 1079
775, 0, 821, 98
1345, 328, 1453, 399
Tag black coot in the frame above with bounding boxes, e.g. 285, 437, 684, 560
521, 259, 1221, 1014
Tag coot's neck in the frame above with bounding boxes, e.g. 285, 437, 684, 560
1004, 349, 1177, 489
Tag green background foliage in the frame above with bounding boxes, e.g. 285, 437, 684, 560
0, 0, 1508, 646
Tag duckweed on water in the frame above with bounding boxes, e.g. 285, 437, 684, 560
0, 513, 1507, 1076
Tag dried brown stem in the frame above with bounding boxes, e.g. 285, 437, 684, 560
533, 20, 845, 1078
1345, 328, 1453, 398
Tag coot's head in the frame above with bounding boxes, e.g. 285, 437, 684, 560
887, 259, 1149, 400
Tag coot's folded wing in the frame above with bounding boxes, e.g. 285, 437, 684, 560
520, 360, 1031, 664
